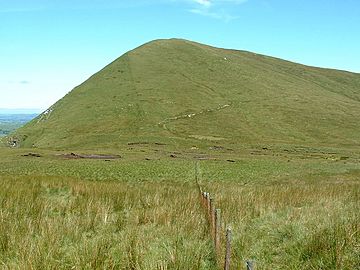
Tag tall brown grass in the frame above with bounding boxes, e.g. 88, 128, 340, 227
0, 175, 216, 269
201, 180, 359, 269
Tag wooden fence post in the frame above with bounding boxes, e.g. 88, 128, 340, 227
204, 192, 208, 211
206, 193, 211, 216
210, 198, 215, 237
215, 209, 221, 254
224, 227, 232, 270
201, 192, 205, 207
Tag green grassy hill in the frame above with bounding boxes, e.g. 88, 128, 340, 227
1, 39, 359, 269
12, 38, 360, 150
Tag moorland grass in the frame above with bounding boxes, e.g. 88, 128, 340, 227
200, 179, 359, 269
0, 144, 359, 269
0, 175, 216, 269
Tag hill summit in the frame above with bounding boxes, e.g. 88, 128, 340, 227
12, 39, 360, 150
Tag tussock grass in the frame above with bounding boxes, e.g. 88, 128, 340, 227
202, 181, 360, 269
0, 176, 216, 269
0, 146, 359, 269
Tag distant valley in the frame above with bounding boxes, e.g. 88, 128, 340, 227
0, 114, 38, 137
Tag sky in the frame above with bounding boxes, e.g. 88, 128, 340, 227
1, 0, 359, 111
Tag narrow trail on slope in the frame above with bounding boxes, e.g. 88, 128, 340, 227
158, 103, 231, 136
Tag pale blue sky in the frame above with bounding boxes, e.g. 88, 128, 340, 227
1, 0, 359, 110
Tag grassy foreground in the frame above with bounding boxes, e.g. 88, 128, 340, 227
201, 178, 359, 269
0, 146, 359, 269
0, 175, 215, 269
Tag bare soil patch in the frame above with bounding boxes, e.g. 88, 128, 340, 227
59, 153, 121, 160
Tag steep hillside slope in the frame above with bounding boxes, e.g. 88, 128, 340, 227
13, 39, 360, 149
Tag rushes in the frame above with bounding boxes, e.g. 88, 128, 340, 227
0, 155, 359, 269
0, 176, 216, 269
201, 181, 360, 269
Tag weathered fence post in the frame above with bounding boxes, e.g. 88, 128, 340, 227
224, 227, 232, 270
246, 260, 254, 270
201, 192, 205, 207
204, 192, 208, 212
206, 193, 211, 216
205, 192, 208, 208
210, 197, 215, 237
215, 208, 221, 254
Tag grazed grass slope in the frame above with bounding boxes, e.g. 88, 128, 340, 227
13, 39, 360, 150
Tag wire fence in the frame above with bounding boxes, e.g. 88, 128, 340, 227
195, 162, 255, 270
